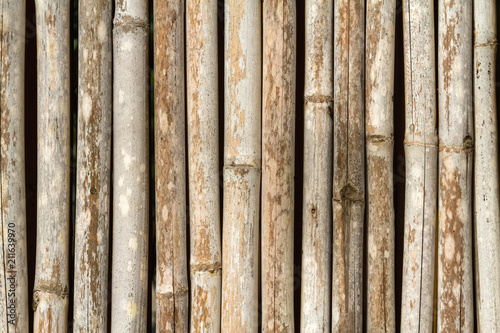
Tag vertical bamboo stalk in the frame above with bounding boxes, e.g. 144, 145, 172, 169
186, 0, 221, 331
111, 1, 149, 332
332, 0, 365, 331
73, 0, 112, 331
154, 0, 189, 332
300, 0, 333, 331
437, 0, 474, 331
33, 0, 71, 331
221, 0, 261, 331
400, 1, 438, 331
0, 0, 29, 331
365, 0, 395, 331
473, 0, 500, 330
262, 0, 296, 332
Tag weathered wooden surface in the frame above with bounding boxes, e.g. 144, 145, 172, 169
0, 0, 29, 331
437, 0, 474, 331
73, 0, 112, 331
366, 0, 396, 331
111, 1, 149, 332
261, 0, 296, 332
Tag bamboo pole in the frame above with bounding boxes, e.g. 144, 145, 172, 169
473, 0, 500, 330
261, 0, 296, 332
300, 0, 333, 331
437, 0, 474, 331
365, 0, 396, 331
154, 0, 189, 332
186, 0, 221, 331
221, 0, 261, 331
332, 0, 365, 331
111, 1, 149, 332
400, 1, 438, 331
73, 1, 112, 331
0, 0, 29, 331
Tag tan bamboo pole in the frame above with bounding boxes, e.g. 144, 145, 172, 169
0, 0, 29, 331
154, 0, 189, 332
332, 0, 365, 331
300, 0, 333, 331
261, 0, 296, 331
365, 0, 396, 331
186, 0, 221, 331
221, 0, 261, 331
400, 1, 438, 331
437, 0, 474, 331
111, 0, 149, 331
32, 0, 71, 331
73, 0, 112, 331
473, 0, 500, 330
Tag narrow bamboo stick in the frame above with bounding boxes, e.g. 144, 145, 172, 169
154, 0, 189, 331
73, 0, 112, 331
111, 1, 149, 331
186, 0, 221, 331
0, 0, 29, 331
261, 0, 296, 331
437, 0, 474, 331
400, 1, 438, 331
473, 0, 500, 330
365, 0, 396, 331
332, 0, 365, 331
33, 0, 71, 331
221, 0, 261, 331
300, 0, 333, 331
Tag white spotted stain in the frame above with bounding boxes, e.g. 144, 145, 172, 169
119, 195, 129, 216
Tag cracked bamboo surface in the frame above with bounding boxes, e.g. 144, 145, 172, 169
437, 0, 474, 331
111, 1, 149, 332
332, 1, 365, 332
186, 0, 221, 331
221, 0, 261, 331
0, 0, 29, 331
73, 0, 112, 331
33, 1, 71, 331
261, 0, 296, 332
365, 0, 395, 331
300, 0, 333, 331
400, 1, 438, 332
473, 0, 500, 331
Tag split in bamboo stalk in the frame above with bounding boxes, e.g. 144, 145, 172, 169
111, 1, 149, 331
33, 0, 71, 331
186, 0, 221, 331
437, 0, 474, 331
365, 0, 396, 331
473, 0, 500, 330
262, 0, 296, 332
332, 0, 365, 331
0, 0, 29, 331
400, 1, 438, 331
222, 0, 262, 331
154, 0, 189, 331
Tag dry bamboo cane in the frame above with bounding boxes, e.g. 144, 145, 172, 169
33, 0, 71, 331
300, 0, 333, 331
186, 0, 221, 331
261, 0, 296, 332
111, 1, 149, 331
0, 0, 29, 331
73, 0, 112, 331
437, 0, 474, 331
332, 0, 365, 331
221, 0, 261, 331
400, 1, 438, 331
365, 0, 396, 331
473, 0, 500, 330
154, 0, 189, 332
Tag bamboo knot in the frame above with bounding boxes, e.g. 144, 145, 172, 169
32, 282, 69, 311
191, 262, 222, 274
333, 183, 364, 202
